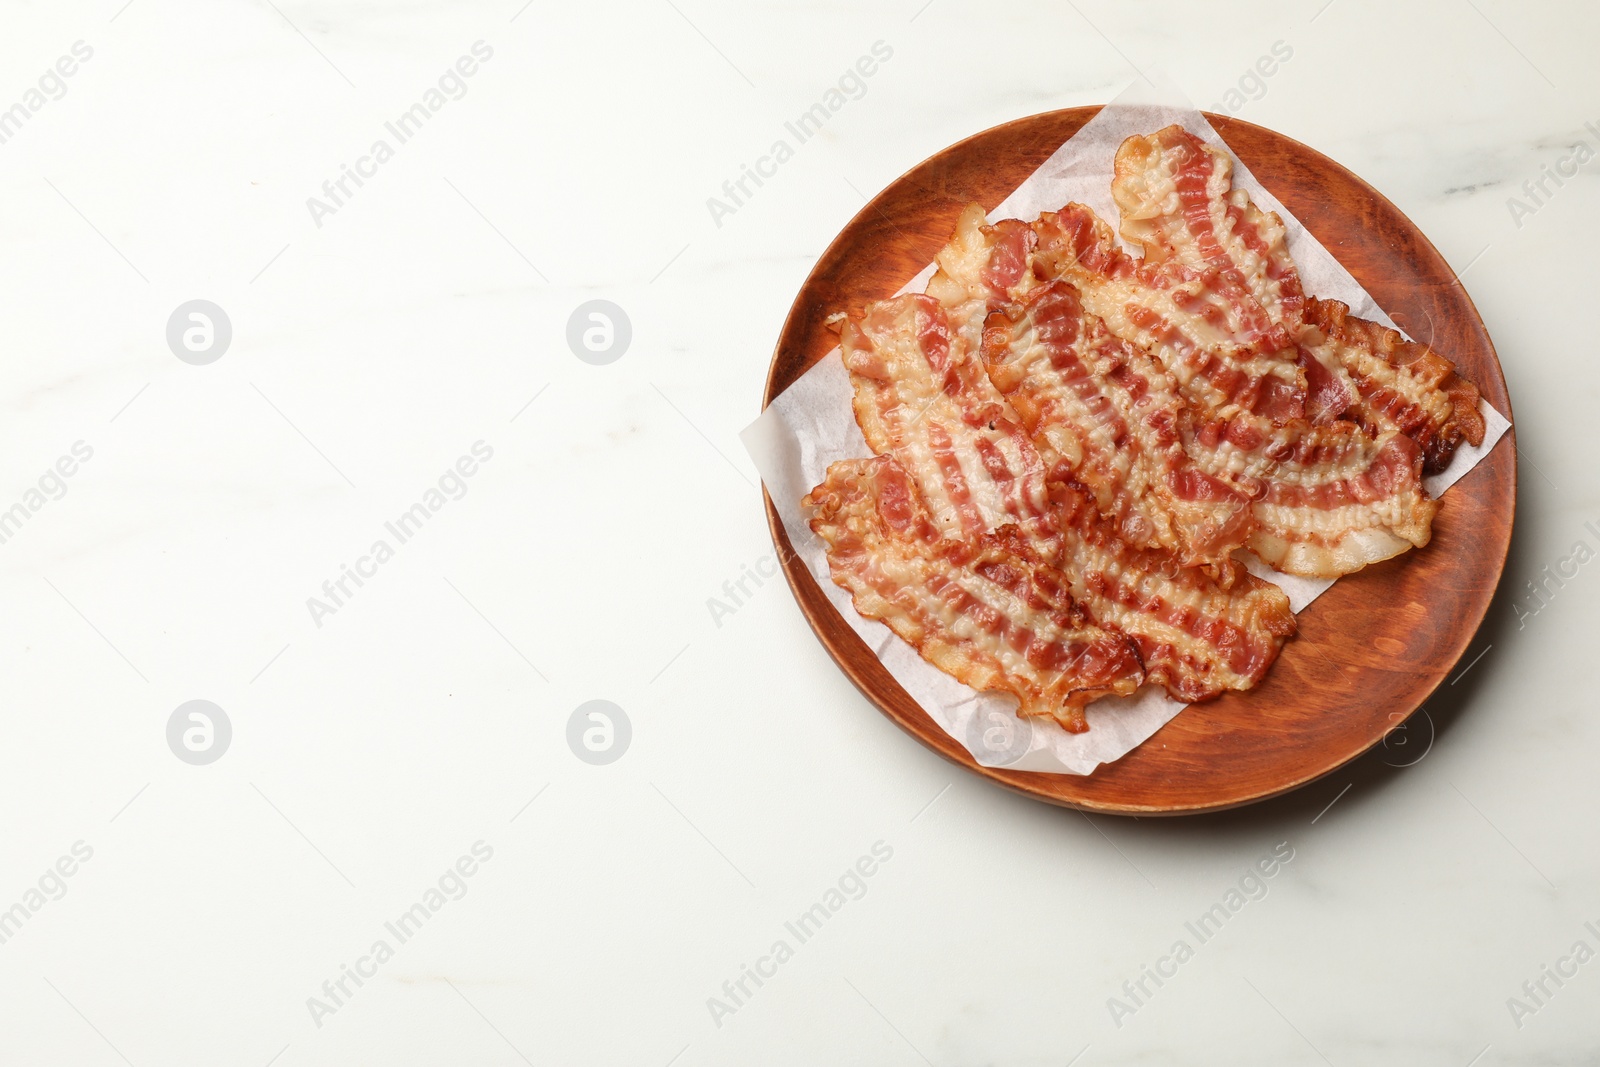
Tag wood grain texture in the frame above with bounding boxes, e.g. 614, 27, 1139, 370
761, 108, 1516, 815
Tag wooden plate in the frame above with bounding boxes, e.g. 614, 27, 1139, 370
761, 108, 1515, 815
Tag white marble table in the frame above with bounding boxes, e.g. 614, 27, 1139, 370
0, 1, 1594, 1063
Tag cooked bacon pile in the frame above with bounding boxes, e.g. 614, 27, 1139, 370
804, 125, 1484, 733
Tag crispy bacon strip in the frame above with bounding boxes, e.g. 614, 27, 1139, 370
1048, 487, 1296, 703
1184, 412, 1438, 577
1297, 297, 1486, 473
840, 292, 1050, 539
924, 203, 1039, 309
1031, 203, 1306, 424
805, 457, 1145, 731
981, 281, 1256, 565
1111, 125, 1305, 334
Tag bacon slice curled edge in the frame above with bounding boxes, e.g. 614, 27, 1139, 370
1297, 298, 1486, 473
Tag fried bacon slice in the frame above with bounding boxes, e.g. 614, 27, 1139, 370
1183, 412, 1438, 577
805, 457, 1144, 732
1111, 125, 1306, 334
981, 281, 1256, 566
1048, 486, 1296, 703
1296, 298, 1486, 473
1031, 203, 1306, 424
840, 292, 1050, 539
924, 203, 1039, 310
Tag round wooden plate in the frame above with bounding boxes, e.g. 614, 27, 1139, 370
761, 107, 1515, 815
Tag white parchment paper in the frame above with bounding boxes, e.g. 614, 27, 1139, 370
741, 77, 1511, 776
